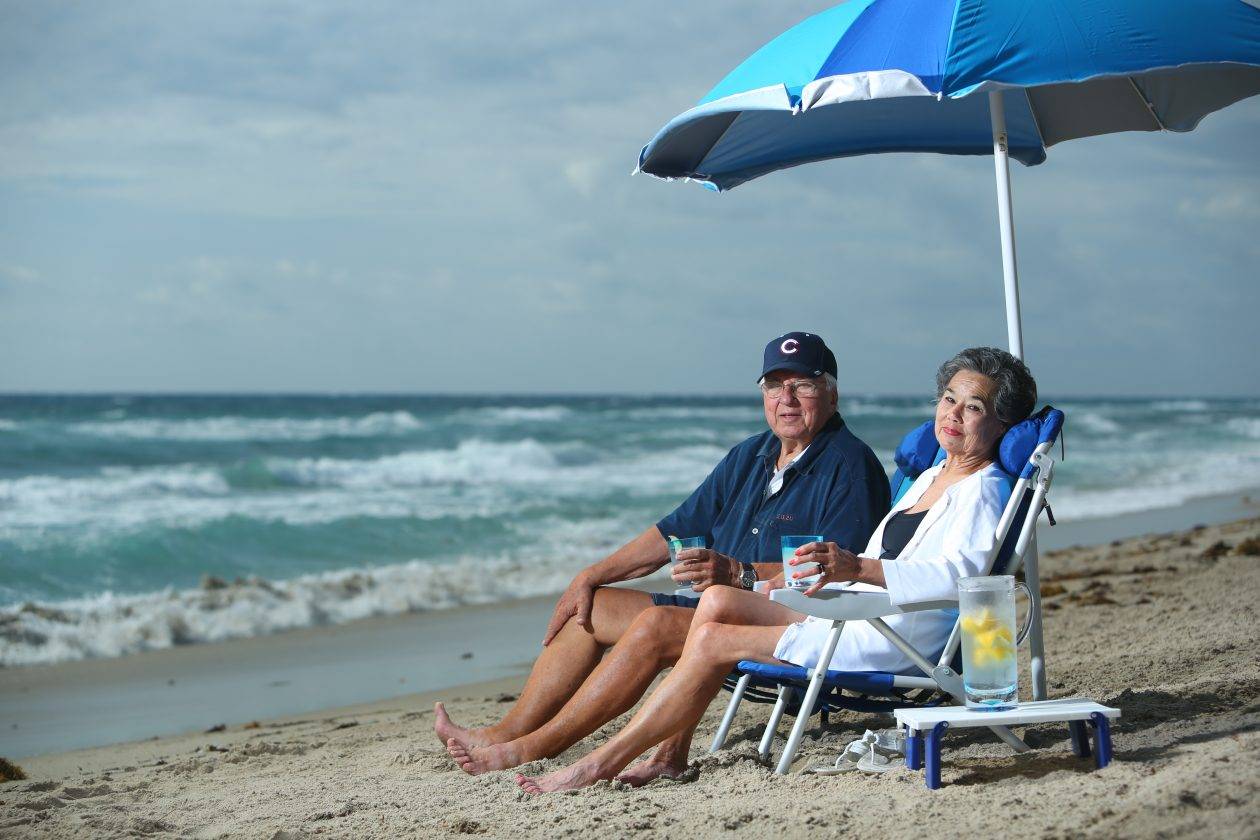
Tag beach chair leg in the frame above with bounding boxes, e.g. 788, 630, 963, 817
1089, 712, 1113, 769
1069, 720, 1091, 758
775, 621, 843, 775
710, 674, 750, 753
758, 686, 791, 760
924, 721, 949, 790
905, 727, 923, 771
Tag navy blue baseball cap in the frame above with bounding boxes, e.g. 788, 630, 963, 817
759, 332, 837, 381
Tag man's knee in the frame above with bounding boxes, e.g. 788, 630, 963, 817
695, 585, 746, 624
587, 586, 655, 645
688, 620, 731, 659
623, 606, 690, 659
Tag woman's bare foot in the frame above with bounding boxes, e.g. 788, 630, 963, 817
446, 737, 524, 775
614, 760, 686, 787
515, 759, 611, 795
433, 702, 493, 749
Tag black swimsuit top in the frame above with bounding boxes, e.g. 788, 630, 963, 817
879, 509, 928, 560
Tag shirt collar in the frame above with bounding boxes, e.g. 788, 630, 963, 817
757, 412, 846, 474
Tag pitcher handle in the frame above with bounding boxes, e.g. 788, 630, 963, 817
1014, 581, 1034, 645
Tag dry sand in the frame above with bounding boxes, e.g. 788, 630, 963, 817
3, 518, 1259, 839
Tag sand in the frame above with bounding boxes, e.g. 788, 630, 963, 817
3, 517, 1259, 839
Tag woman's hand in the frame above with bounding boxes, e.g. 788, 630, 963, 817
670, 548, 739, 591
761, 573, 785, 598
788, 541, 865, 596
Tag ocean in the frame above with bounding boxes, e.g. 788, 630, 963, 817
3, 394, 1259, 668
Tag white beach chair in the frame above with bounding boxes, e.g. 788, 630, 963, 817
708, 406, 1065, 774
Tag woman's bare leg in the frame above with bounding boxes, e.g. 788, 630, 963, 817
516, 620, 787, 794
434, 587, 653, 748
614, 587, 804, 785
614, 728, 693, 786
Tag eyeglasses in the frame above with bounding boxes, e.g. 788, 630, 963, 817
759, 378, 822, 399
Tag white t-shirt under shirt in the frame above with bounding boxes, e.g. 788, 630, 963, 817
766, 445, 809, 499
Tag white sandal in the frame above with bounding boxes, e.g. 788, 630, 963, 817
806, 729, 906, 776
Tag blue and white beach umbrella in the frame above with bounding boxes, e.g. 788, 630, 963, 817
638, 0, 1260, 358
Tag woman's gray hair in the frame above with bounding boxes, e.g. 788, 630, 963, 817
935, 347, 1037, 428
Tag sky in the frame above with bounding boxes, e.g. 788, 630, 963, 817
1, 1, 1257, 397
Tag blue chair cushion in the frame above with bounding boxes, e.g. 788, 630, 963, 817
736, 661, 897, 695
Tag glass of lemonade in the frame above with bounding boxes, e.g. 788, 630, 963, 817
958, 575, 1031, 711
781, 535, 824, 589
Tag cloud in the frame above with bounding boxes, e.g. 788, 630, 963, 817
0, 1, 1256, 395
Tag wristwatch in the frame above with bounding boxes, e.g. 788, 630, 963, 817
738, 562, 757, 591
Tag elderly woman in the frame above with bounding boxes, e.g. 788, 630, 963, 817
516, 346, 1037, 793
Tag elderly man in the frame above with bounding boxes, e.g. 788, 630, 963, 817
437, 332, 890, 780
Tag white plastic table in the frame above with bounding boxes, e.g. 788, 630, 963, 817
894, 699, 1121, 789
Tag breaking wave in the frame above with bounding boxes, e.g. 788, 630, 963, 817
68, 411, 424, 442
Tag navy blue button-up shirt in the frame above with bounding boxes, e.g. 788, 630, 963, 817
656, 413, 890, 564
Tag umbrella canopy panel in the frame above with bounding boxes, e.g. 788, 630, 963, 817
639, 0, 1260, 191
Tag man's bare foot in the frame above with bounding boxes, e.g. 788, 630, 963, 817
515, 760, 611, 795
433, 702, 493, 749
446, 737, 524, 775
614, 760, 686, 787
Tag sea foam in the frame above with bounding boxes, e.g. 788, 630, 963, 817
0, 509, 645, 667
68, 411, 424, 442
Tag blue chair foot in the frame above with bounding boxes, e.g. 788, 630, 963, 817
905, 728, 924, 771
924, 721, 948, 789
1089, 712, 1113, 769
1069, 720, 1091, 758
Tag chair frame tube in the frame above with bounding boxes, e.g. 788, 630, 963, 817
774, 621, 844, 774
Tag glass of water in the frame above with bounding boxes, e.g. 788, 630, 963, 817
668, 536, 707, 565
781, 535, 824, 589
958, 575, 1032, 711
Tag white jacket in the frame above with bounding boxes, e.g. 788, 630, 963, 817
773, 462, 1011, 674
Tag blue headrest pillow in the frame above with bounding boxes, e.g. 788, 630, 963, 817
1002, 406, 1064, 479
894, 406, 1064, 480
892, 420, 938, 476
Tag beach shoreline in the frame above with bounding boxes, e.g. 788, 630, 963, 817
3, 490, 1259, 763
3, 513, 1259, 837
3, 513, 1258, 838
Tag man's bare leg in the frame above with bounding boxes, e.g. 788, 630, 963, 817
516, 620, 787, 794
434, 587, 654, 748
447, 605, 694, 773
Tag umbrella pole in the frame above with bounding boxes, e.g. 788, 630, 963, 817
988, 91, 1025, 361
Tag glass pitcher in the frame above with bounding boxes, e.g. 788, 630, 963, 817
957, 575, 1032, 711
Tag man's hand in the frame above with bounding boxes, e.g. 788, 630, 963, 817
542, 574, 596, 646
670, 549, 740, 592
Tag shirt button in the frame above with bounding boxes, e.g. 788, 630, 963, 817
751, 528, 759, 535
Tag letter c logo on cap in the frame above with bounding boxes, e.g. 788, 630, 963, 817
780, 339, 799, 354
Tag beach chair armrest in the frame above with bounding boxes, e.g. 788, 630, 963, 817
770, 588, 955, 621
